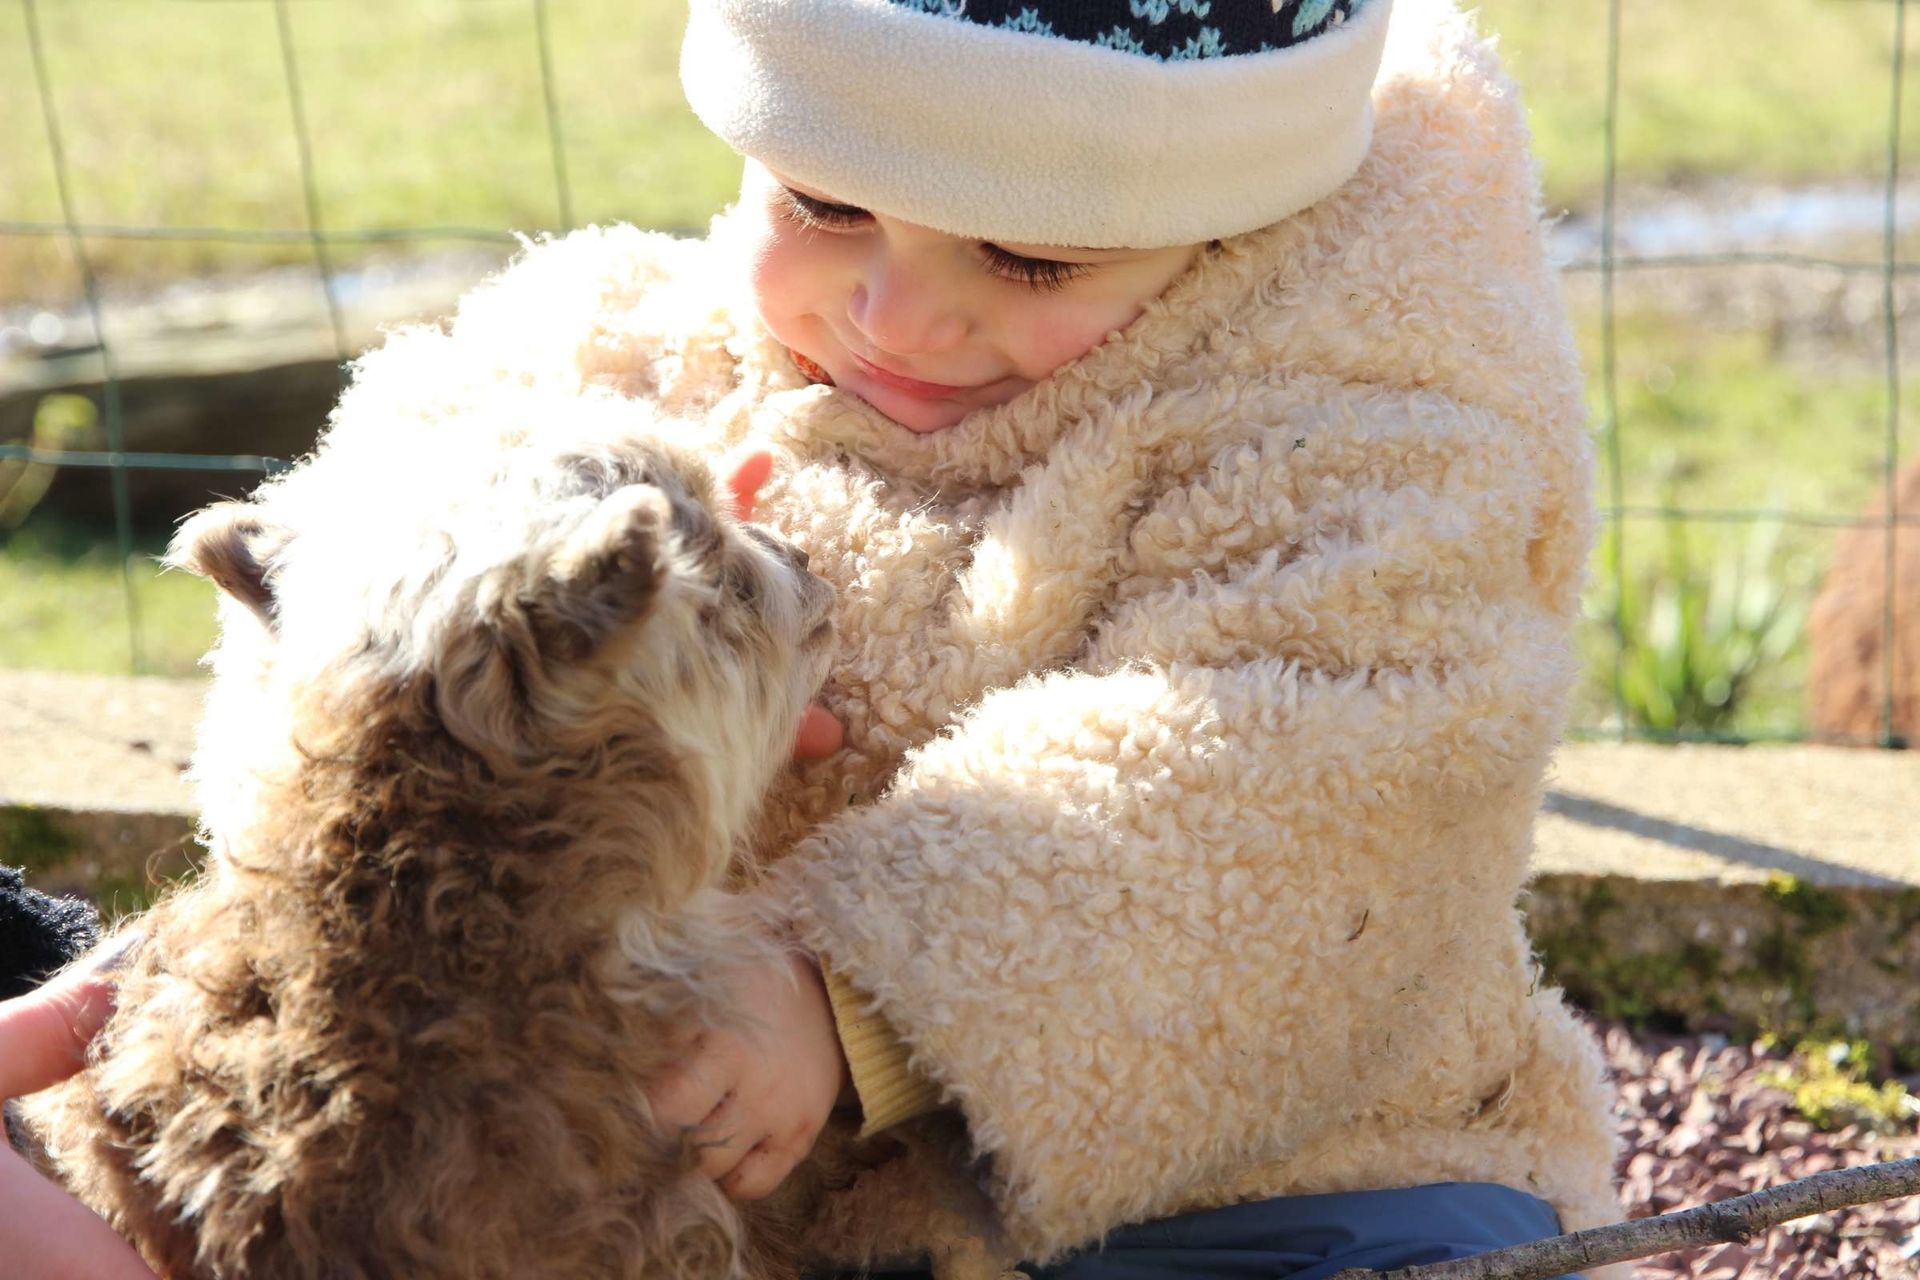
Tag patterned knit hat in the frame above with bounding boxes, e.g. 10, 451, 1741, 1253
681, 0, 1394, 248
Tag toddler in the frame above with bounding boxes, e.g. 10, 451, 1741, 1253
0, 0, 1625, 1276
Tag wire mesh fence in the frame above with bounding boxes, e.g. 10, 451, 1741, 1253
0, 0, 1912, 748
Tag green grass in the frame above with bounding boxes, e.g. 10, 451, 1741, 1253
4, 0, 1918, 301
1583, 302, 1919, 520
1, 0, 742, 302
1566, 283, 1919, 738
0, 516, 216, 677
1475, 0, 1920, 214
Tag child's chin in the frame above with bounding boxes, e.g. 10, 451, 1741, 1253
854, 384, 974, 434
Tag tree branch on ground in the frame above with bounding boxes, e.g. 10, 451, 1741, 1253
1327, 1156, 1920, 1280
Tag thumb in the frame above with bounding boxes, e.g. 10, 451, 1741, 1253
0, 934, 134, 1100
792, 703, 844, 761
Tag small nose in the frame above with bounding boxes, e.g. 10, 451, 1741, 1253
847, 255, 967, 356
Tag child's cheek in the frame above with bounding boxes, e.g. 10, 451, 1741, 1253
1009, 296, 1148, 381
746, 224, 828, 352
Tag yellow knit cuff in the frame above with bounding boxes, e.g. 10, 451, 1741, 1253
820, 960, 944, 1139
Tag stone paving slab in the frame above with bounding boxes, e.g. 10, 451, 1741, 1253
0, 670, 202, 908
0, 668, 200, 816
1535, 741, 1918, 889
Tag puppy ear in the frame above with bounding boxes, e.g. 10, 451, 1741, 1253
531, 483, 672, 662
167, 501, 290, 629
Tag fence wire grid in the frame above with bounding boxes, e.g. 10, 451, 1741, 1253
1, 0, 1913, 749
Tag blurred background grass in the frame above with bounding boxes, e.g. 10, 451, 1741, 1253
1, 0, 736, 301
3, 0, 1917, 740
4, 0, 1915, 300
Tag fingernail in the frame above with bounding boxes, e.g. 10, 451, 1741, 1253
89, 929, 145, 977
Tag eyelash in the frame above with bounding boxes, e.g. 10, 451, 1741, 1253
775, 188, 1093, 294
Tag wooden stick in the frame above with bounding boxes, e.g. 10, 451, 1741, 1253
1326, 1156, 1920, 1280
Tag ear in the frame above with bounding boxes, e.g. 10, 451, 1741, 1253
530, 484, 672, 663
166, 501, 290, 629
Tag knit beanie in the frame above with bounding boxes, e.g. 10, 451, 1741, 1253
680, 0, 1393, 248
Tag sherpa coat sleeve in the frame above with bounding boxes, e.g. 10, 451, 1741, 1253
772, 369, 1589, 1259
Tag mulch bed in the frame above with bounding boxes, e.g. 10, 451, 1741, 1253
1600, 1021, 1920, 1278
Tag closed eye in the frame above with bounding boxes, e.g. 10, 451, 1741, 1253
776, 185, 1094, 293
776, 187, 867, 230
977, 244, 1091, 293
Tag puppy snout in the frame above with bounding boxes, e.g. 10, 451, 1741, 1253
800, 570, 835, 626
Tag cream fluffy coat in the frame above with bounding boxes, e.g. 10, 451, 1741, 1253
325, 0, 1622, 1270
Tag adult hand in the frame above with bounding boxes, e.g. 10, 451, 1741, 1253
0, 940, 159, 1279
644, 947, 852, 1202
725, 449, 845, 763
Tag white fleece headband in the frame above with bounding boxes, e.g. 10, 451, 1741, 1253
681, 0, 1394, 248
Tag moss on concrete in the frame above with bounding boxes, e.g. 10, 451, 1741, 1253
1534, 891, 1729, 1027
0, 806, 79, 872
1885, 888, 1920, 935
1529, 873, 1920, 1059
1533, 881, 1724, 1027
1763, 873, 1851, 936
89, 866, 166, 922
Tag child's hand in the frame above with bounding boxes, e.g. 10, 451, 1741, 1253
793, 703, 843, 759
644, 948, 852, 1201
0, 940, 160, 1280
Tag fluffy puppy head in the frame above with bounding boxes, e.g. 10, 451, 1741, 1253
169, 387, 836, 892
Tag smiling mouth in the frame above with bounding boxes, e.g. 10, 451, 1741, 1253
849, 354, 975, 399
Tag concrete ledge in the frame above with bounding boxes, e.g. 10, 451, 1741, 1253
1531, 742, 1920, 1052
1537, 743, 1916, 889
5, 670, 1917, 1048
1, 669, 201, 909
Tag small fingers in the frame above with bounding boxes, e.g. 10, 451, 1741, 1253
793, 703, 844, 761
648, 1052, 749, 1183
644, 1041, 727, 1131
717, 1134, 791, 1202
724, 450, 774, 521
683, 1091, 761, 1183
0, 936, 135, 1100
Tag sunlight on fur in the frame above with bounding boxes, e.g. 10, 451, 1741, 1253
17, 385, 848, 1280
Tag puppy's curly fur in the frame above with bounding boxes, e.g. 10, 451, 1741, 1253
19, 387, 867, 1280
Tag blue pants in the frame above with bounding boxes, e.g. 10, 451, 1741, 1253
807, 1182, 1573, 1280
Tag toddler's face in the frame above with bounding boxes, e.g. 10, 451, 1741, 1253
738, 161, 1202, 434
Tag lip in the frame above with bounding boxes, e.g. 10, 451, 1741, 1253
849, 354, 975, 399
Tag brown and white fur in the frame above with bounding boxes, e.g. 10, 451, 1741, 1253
18, 386, 855, 1280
